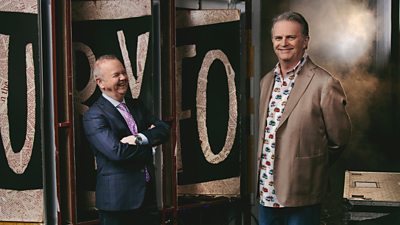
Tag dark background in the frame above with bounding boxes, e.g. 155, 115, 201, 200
260, 1, 400, 224
176, 20, 242, 185
72, 15, 153, 222
0, 11, 42, 190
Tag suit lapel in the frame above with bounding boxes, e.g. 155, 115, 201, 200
260, 73, 275, 127
125, 97, 141, 131
257, 72, 275, 161
98, 96, 131, 130
277, 59, 316, 130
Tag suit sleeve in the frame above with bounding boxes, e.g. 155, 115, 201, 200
321, 77, 352, 164
83, 108, 149, 162
136, 100, 170, 146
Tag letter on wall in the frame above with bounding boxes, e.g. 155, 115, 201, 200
175, 10, 242, 196
0, 0, 43, 222
71, 0, 152, 221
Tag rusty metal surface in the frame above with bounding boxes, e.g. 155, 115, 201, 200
0, 0, 43, 222
344, 170, 400, 205
175, 9, 241, 197
72, 0, 150, 21
70, 0, 153, 223
176, 9, 240, 28
0, 189, 43, 222
178, 177, 240, 196
0, 0, 37, 13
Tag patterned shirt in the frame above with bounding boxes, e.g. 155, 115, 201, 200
259, 55, 307, 208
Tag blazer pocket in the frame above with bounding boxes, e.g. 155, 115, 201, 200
297, 135, 326, 157
292, 154, 328, 196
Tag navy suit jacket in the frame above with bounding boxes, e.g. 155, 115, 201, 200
82, 95, 170, 211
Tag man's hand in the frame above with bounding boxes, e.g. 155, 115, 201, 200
121, 135, 137, 145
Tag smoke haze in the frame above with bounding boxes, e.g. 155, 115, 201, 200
292, 0, 376, 68
267, 1, 400, 223
291, 0, 383, 170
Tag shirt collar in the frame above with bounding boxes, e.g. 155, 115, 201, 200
102, 93, 126, 107
274, 53, 308, 77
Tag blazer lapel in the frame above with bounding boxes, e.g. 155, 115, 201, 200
125, 97, 142, 131
277, 59, 316, 130
98, 95, 130, 129
260, 73, 275, 126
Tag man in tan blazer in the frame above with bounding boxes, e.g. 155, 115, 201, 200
257, 11, 351, 225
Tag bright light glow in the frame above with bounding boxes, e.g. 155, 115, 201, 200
292, 0, 376, 67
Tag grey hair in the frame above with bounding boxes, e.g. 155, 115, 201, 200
92, 54, 121, 80
271, 11, 309, 37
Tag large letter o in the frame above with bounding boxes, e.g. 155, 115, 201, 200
197, 50, 237, 164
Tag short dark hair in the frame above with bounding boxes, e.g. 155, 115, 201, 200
92, 54, 121, 80
271, 11, 309, 37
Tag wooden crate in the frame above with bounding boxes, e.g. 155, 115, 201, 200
343, 170, 400, 223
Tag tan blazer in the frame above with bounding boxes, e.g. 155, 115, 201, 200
257, 57, 351, 207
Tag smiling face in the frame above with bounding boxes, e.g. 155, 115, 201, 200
96, 58, 129, 102
272, 20, 309, 69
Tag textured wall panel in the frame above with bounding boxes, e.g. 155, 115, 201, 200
71, 0, 153, 222
176, 10, 242, 196
0, 0, 43, 222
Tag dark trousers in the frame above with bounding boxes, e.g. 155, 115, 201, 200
99, 183, 159, 225
258, 203, 321, 225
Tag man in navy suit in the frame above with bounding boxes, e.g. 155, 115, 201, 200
83, 55, 170, 225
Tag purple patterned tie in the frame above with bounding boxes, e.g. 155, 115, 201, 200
118, 103, 150, 182
118, 103, 138, 135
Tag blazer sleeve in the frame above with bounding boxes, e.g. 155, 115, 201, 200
136, 100, 170, 146
321, 76, 352, 163
83, 107, 149, 162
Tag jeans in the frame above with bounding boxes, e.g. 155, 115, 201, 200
258, 203, 321, 225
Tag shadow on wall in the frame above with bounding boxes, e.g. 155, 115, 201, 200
291, 0, 399, 171
290, 0, 400, 225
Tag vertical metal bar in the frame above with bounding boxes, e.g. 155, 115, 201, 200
63, 0, 77, 223
243, 0, 253, 224
169, 1, 178, 224
52, 0, 62, 222
41, 0, 59, 224
160, 0, 177, 224
52, 0, 79, 224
